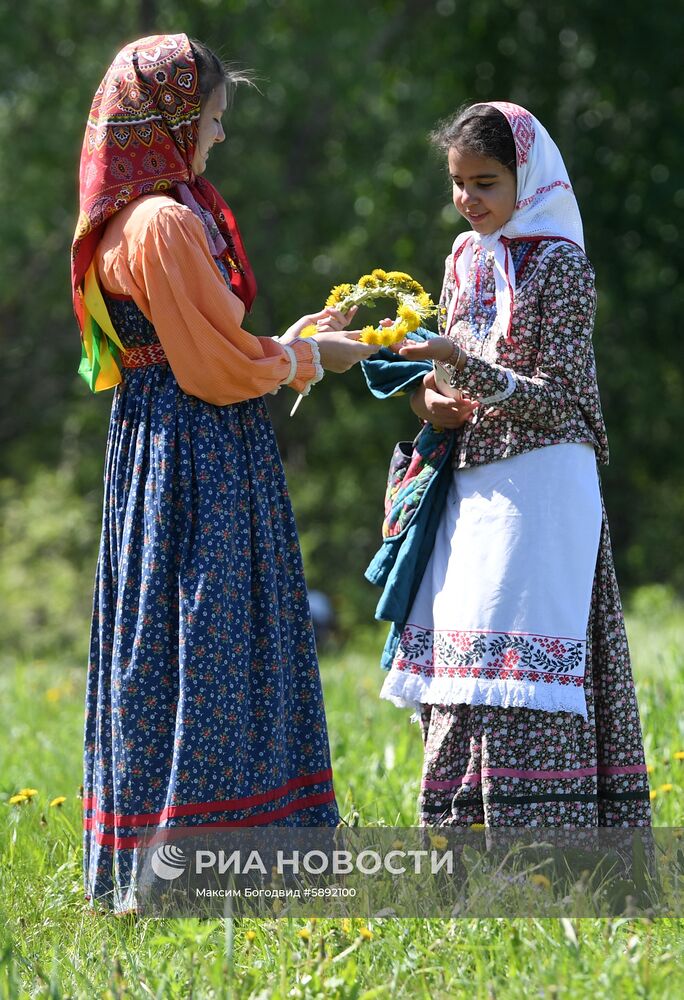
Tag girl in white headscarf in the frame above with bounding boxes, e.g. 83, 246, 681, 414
382, 102, 650, 828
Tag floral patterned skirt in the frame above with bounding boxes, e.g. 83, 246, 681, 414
83, 348, 338, 912
417, 488, 651, 826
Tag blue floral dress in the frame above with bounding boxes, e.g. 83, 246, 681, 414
83, 285, 338, 912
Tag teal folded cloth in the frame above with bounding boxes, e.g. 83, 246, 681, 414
361, 329, 455, 669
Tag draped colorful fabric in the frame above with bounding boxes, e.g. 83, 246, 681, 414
71, 32, 257, 391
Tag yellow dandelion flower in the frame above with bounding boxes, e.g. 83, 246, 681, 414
325, 283, 353, 307
417, 291, 433, 310
46, 687, 62, 703
341, 918, 352, 934
371, 268, 387, 279
245, 930, 256, 942
359, 927, 373, 941
650, 790, 657, 801
357, 274, 379, 289
397, 304, 421, 330
659, 783, 673, 793
646, 764, 654, 774
49, 796, 67, 808
674, 752, 684, 761
299, 324, 317, 338
470, 823, 486, 831
9, 794, 29, 805
386, 271, 413, 283
428, 832, 448, 850
360, 326, 386, 346
297, 927, 311, 941
530, 874, 552, 889
18, 789, 38, 798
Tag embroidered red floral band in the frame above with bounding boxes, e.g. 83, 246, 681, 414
120, 343, 168, 369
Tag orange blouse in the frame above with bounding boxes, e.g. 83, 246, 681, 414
95, 194, 320, 404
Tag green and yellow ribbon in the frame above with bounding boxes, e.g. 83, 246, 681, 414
77, 262, 125, 392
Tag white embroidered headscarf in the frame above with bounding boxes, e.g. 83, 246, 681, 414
449, 101, 584, 341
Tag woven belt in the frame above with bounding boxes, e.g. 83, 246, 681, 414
120, 343, 168, 369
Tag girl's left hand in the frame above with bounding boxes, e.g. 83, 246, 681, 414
398, 335, 454, 362
316, 306, 358, 332
280, 308, 344, 343
411, 370, 479, 427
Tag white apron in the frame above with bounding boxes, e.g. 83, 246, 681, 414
381, 443, 602, 719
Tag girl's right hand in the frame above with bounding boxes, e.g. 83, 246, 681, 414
410, 370, 479, 428
312, 330, 378, 373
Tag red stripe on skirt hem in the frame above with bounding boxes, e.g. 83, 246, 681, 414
84, 789, 337, 847
82, 768, 332, 826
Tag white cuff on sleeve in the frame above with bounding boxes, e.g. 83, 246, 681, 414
478, 367, 518, 406
281, 344, 298, 385
299, 337, 324, 395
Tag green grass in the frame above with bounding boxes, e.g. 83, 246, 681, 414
1, 599, 684, 998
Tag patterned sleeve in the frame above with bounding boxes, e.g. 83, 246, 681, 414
449, 248, 597, 428
129, 204, 320, 404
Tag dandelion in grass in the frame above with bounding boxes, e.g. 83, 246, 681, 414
674, 752, 684, 761
9, 794, 29, 806
341, 918, 352, 935
658, 783, 673, 793
530, 874, 552, 889
647, 764, 654, 774
245, 930, 256, 943
49, 796, 67, 808
428, 832, 448, 850
297, 927, 311, 941
18, 788, 38, 798
650, 790, 657, 801
359, 927, 373, 941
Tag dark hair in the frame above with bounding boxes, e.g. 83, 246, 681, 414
430, 103, 517, 179
189, 39, 255, 103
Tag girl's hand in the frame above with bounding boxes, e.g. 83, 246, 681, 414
316, 306, 358, 332
280, 309, 334, 344
410, 370, 479, 428
313, 330, 378, 373
398, 335, 454, 362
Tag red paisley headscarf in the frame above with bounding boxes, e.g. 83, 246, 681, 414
71, 33, 257, 390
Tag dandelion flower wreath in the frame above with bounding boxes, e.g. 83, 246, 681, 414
304, 269, 437, 347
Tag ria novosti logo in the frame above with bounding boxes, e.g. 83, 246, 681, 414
150, 845, 187, 880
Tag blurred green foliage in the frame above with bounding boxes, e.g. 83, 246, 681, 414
0, 0, 683, 655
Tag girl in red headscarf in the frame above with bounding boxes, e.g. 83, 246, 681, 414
74, 34, 372, 912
